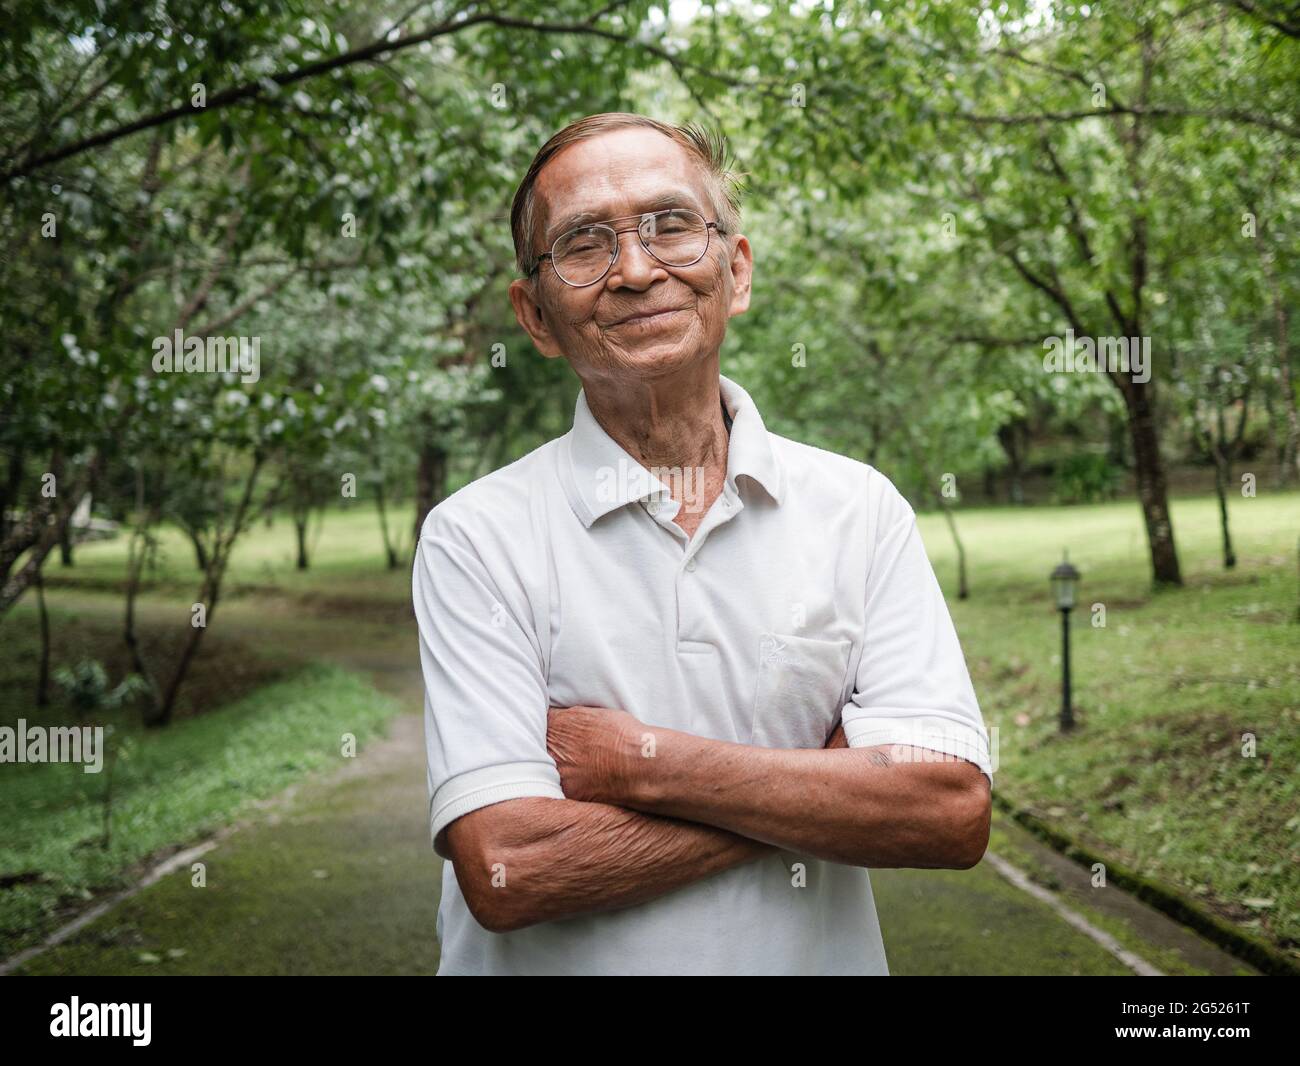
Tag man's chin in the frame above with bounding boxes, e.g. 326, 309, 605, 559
605, 341, 711, 378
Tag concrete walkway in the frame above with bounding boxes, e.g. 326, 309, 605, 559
8, 605, 1258, 977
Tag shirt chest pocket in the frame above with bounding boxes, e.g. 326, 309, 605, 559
748, 632, 852, 749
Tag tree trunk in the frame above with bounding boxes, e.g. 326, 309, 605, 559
0, 454, 101, 616
1213, 451, 1236, 570
153, 584, 212, 726
35, 566, 51, 707
1122, 381, 1182, 587
997, 420, 1026, 504
53, 447, 73, 568
294, 510, 310, 571
123, 489, 163, 720
937, 495, 969, 600
1, 446, 24, 547
1213, 394, 1238, 570
413, 434, 448, 549
185, 527, 209, 572
1275, 294, 1297, 485
150, 458, 263, 726
374, 476, 399, 570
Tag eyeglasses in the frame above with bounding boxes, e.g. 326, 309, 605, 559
530, 208, 726, 288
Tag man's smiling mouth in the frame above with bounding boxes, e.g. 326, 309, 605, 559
609, 307, 688, 328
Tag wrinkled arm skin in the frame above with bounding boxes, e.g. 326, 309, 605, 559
621, 735, 991, 869
548, 707, 991, 870
440, 723, 848, 933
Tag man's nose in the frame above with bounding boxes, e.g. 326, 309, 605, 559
605, 229, 663, 288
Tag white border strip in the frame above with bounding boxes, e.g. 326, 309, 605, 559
0, 832, 231, 976
984, 850, 1164, 976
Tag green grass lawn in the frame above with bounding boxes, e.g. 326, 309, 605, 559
916, 489, 1300, 957
0, 661, 401, 959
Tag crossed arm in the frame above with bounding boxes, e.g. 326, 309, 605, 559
443, 711, 990, 934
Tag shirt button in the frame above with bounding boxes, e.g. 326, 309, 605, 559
685, 558, 697, 573
645, 499, 660, 515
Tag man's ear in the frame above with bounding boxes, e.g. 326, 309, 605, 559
508, 277, 565, 359
726, 234, 753, 319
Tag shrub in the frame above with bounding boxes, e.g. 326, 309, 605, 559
1052, 452, 1121, 504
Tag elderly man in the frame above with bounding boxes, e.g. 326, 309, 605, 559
412, 112, 992, 976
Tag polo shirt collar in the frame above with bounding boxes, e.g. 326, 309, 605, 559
719, 374, 784, 506
561, 373, 784, 529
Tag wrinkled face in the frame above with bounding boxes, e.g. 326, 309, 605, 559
509, 127, 752, 383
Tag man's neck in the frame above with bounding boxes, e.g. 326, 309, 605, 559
581, 357, 728, 474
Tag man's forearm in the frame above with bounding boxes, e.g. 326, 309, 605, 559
445, 796, 771, 932
613, 730, 989, 869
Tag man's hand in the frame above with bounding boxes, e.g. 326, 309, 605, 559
546, 705, 646, 804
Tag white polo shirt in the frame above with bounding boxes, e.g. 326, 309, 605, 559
413, 374, 992, 976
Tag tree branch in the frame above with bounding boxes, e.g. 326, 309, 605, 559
1, 9, 750, 182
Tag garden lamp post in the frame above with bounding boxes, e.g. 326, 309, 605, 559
1050, 554, 1081, 733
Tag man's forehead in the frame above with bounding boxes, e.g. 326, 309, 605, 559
535, 128, 710, 240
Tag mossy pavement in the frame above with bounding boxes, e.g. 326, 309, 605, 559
8, 598, 1258, 976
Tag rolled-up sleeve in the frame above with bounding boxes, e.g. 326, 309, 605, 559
413, 519, 564, 858
841, 479, 993, 784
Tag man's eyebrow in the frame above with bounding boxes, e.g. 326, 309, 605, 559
544, 189, 707, 243
545, 211, 599, 244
